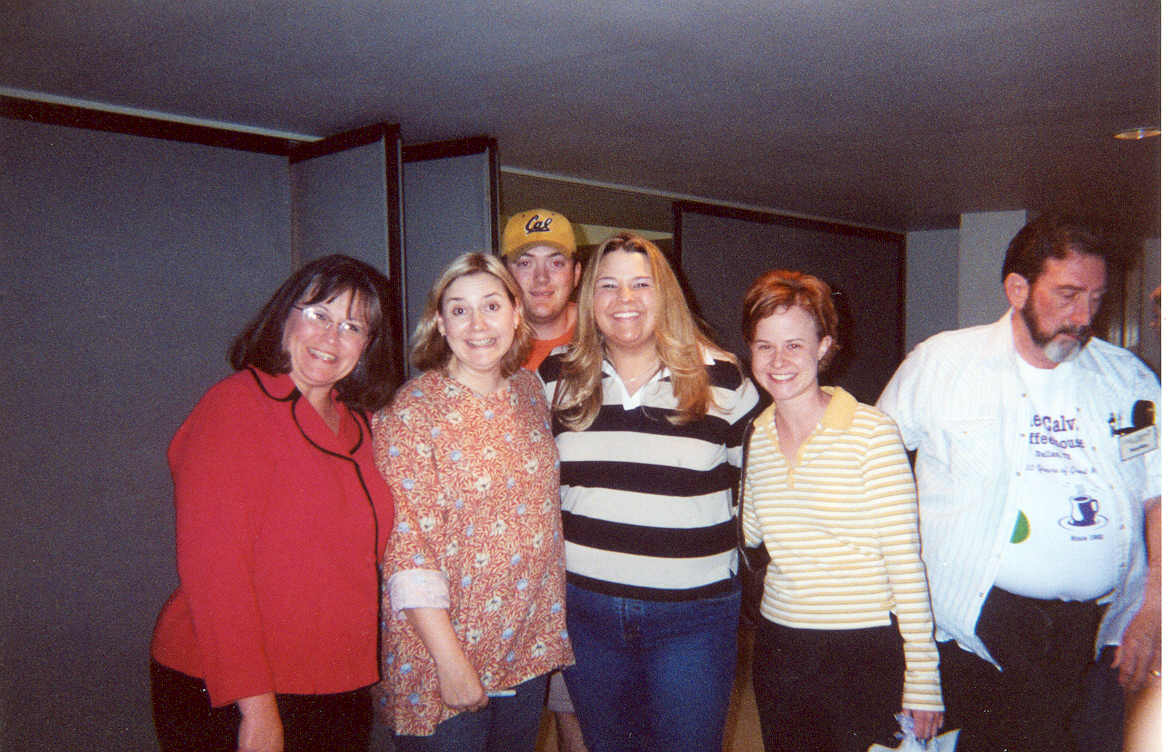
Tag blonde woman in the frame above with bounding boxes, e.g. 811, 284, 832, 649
372, 253, 573, 751
540, 233, 759, 752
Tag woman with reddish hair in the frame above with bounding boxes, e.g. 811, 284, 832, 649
739, 269, 944, 751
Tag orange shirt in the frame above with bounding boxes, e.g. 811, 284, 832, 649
523, 327, 575, 371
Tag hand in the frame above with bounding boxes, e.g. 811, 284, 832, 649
906, 708, 944, 740
236, 693, 283, 752
436, 656, 488, 712
401, 607, 488, 712
1113, 605, 1161, 692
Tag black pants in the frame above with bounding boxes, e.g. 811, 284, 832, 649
150, 659, 373, 752
752, 617, 905, 752
939, 587, 1103, 752
1076, 646, 1125, 752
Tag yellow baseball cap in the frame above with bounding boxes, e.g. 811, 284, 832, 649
502, 209, 577, 259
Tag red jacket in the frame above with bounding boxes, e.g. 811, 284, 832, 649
151, 368, 394, 706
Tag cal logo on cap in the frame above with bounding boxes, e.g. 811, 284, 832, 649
502, 209, 577, 259
525, 214, 555, 234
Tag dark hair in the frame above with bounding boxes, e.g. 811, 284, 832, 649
229, 254, 398, 412
741, 269, 840, 372
1001, 213, 1106, 284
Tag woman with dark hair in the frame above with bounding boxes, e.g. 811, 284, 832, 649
371, 253, 572, 751
739, 269, 943, 751
150, 254, 397, 752
542, 232, 759, 752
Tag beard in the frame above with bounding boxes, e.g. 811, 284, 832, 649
1020, 297, 1092, 364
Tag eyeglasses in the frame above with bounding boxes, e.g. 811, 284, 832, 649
293, 305, 369, 341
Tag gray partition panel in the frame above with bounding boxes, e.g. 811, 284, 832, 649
402, 148, 495, 368
291, 137, 392, 271
1, 117, 292, 751
677, 206, 904, 405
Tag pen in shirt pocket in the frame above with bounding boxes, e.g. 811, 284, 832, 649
486, 689, 516, 697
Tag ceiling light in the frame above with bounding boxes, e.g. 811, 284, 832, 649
1113, 126, 1160, 140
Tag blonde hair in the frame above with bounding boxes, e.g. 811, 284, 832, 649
410, 253, 533, 377
553, 232, 734, 430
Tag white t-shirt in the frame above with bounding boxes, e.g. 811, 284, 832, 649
994, 355, 1120, 601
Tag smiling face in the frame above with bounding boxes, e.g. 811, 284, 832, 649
282, 288, 369, 402
505, 244, 580, 332
592, 249, 660, 358
437, 272, 521, 389
749, 305, 831, 406
1009, 251, 1107, 367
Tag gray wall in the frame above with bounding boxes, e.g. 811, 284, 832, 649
957, 210, 1026, 328
904, 228, 959, 352
1, 118, 293, 750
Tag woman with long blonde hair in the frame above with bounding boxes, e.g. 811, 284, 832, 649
540, 232, 759, 752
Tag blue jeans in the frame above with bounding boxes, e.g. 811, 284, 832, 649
384, 674, 548, 752
562, 581, 740, 752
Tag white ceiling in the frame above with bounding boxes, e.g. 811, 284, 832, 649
1, 0, 1160, 235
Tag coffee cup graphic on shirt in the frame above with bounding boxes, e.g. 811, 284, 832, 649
1070, 496, 1099, 526
1059, 495, 1107, 530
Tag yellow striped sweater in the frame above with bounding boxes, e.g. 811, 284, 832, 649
742, 386, 943, 711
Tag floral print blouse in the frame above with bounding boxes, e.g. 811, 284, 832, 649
371, 368, 573, 736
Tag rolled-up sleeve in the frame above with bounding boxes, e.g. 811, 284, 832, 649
373, 390, 453, 614
388, 569, 450, 612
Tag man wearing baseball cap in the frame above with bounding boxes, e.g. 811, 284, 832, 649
502, 208, 588, 751
502, 208, 582, 371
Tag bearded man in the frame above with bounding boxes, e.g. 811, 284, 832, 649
877, 214, 1161, 752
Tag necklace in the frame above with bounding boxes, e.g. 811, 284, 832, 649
618, 358, 662, 393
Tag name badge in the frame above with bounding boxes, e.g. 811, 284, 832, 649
1118, 425, 1157, 461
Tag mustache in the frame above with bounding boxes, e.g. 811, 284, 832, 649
1056, 325, 1093, 344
